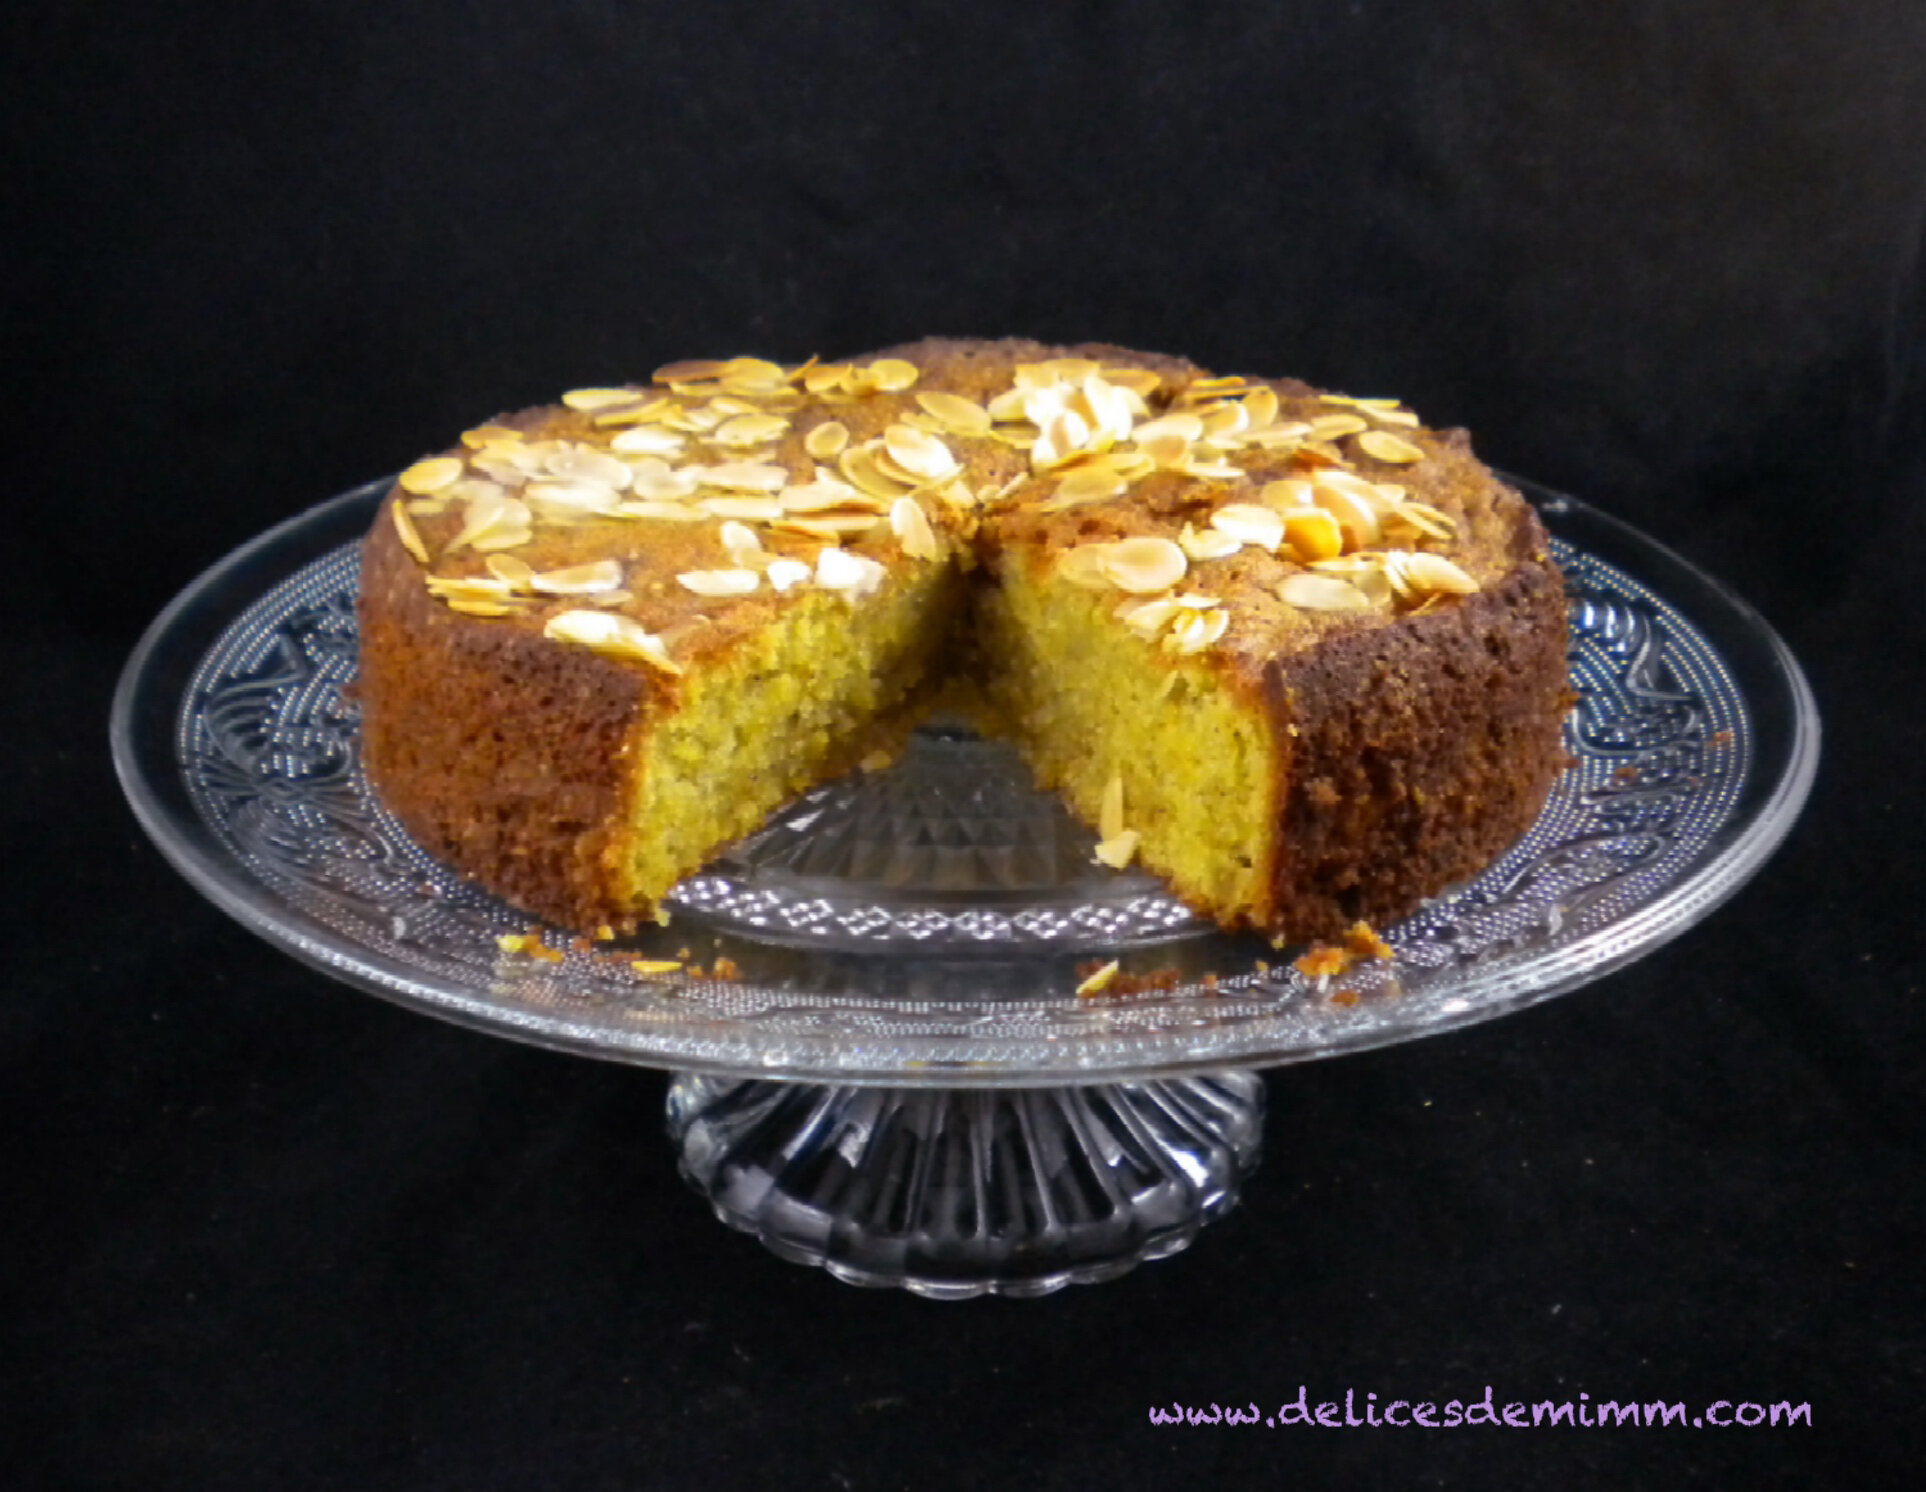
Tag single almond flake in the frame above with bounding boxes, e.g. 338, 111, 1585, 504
696, 461, 789, 493
1403, 551, 1480, 595
803, 363, 852, 394
698, 495, 786, 521
765, 558, 811, 592
544, 445, 637, 488
1281, 507, 1345, 562
863, 358, 920, 393
1392, 499, 1457, 540
426, 575, 516, 602
1076, 958, 1123, 996
562, 387, 643, 412
443, 598, 518, 617
1279, 573, 1372, 611
804, 421, 850, 460
653, 359, 727, 385
469, 525, 534, 553
1042, 463, 1127, 510
1164, 608, 1230, 656
630, 959, 684, 976
398, 456, 465, 495
839, 443, 911, 500
718, 356, 789, 393
814, 547, 887, 597
915, 390, 993, 436
1054, 545, 1115, 590
1117, 596, 1180, 642
610, 426, 687, 457
718, 519, 763, 558
1357, 430, 1425, 464
1201, 402, 1250, 440
1100, 366, 1164, 397
1100, 773, 1126, 841
614, 500, 708, 522
1101, 536, 1188, 594
1310, 486, 1381, 550
711, 412, 791, 448
485, 554, 535, 588
1179, 523, 1242, 562
531, 559, 625, 595
525, 480, 622, 516
890, 496, 941, 560
1370, 407, 1422, 428
778, 513, 883, 537
448, 493, 532, 552
1308, 413, 1370, 441
1242, 386, 1281, 429
462, 424, 524, 448
1259, 478, 1316, 510
781, 474, 873, 513
544, 610, 681, 673
1210, 503, 1285, 552
390, 499, 430, 564
676, 568, 761, 597
883, 424, 960, 482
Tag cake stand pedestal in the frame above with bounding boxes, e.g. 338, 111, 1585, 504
113, 477, 1817, 1297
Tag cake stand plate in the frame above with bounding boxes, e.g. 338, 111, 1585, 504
112, 477, 1818, 1296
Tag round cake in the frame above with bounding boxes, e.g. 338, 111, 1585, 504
356, 338, 1570, 943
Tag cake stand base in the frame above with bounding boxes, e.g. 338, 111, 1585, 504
665, 1071, 1264, 1298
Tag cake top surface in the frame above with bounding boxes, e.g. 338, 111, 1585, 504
378, 337, 1547, 678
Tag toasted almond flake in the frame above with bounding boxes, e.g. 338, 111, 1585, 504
882, 423, 959, 482
839, 443, 911, 500
1243, 386, 1281, 428
1201, 402, 1250, 440
1054, 545, 1115, 590
469, 525, 534, 553
803, 363, 852, 394
1210, 503, 1285, 552
764, 558, 811, 592
1403, 551, 1480, 595
525, 480, 622, 515
889, 496, 940, 560
676, 568, 760, 597
1100, 536, 1188, 594
1309, 485, 1381, 549
630, 959, 684, 976
426, 574, 515, 601
1308, 413, 1370, 441
1164, 607, 1230, 656
1179, 523, 1243, 562
614, 500, 708, 522
531, 559, 625, 595
1371, 407, 1422, 428
1032, 407, 1094, 469
780, 473, 871, 513
399, 456, 464, 495
1118, 596, 1180, 641
698, 495, 786, 521
405, 497, 450, 518
610, 426, 687, 457
562, 387, 642, 412
448, 493, 532, 552
461, 424, 523, 448
1393, 499, 1457, 540
443, 598, 517, 617
653, 359, 727, 385
711, 412, 790, 448
696, 461, 789, 492
1309, 556, 1396, 606
1357, 430, 1425, 464
814, 547, 887, 597
804, 421, 850, 459
1044, 463, 1127, 510
901, 391, 985, 438
864, 358, 919, 393
485, 554, 534, 588
718, 520, 762, 558
1259, 478, 1316, 511
1281, 507, 1345, 562
1100, 773, 1126, 841
1076, 958, 1123, 995
1100, 366, 1164, 397
390, 499, 430, 564
1279, 573, 1372, 611
544, 610, 681, 673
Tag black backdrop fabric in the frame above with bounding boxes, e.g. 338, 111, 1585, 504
8, 2, 1925, 1487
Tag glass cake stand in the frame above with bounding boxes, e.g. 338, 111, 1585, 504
112, 476, 1818, 1298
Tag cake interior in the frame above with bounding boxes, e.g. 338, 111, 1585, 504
614, 565, 963, 907
975, 556, 1280, 920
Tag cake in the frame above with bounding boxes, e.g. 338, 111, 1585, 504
356, 338, 1570, 943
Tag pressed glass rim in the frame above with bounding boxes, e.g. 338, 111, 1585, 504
111, 476, 1819, 1086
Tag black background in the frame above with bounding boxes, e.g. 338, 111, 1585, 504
8, 2, 1925, 1487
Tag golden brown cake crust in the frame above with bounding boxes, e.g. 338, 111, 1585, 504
356, 337, 1570, 940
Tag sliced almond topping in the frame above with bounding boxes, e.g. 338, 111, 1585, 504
1370, 407, 1422, 428
781, 472, 872, 513
1242, 386, 1281, 429
889, 496, 941, 560
802, 363, 852, 394
1164, 607, 1230, 656
839, 443, 910, 500
863, 358, 920, 393
398, 456, 464, 495
1209, 503, 1285, 552
524, 480, 622, 516
915, 390, 993, 436
1402, 551, 1480, 595
1117, 596, 1181, 641
882, 423, 960, 482
448, 493, 532, 552
531, 559, 625, 595
485, 554, 535, 588
718, 356, 789, 394
544, 610, 681, 673
1101, 535, 1188, 594
562, 387, 642, 412
1092, 832, 1140, 871
814, 546, 887, 597
610, 426, 688, 457
1309, 485, 1381, 550
1308, 413, 1370, 441
803, 421, 850, 460
764, 558, 811, 592
1280, 507, 1345, 562
1357, 430, 1425, 464
1259, 478, 1316, 510
718, 520, 763, 559
613, 500, 708, 522
1279, 573, 1373, 611
469, 524, 535, 553
1100, 366, 1164, 397
696, 461, 789, 493
653, 359, 728, 385
1044, 463, 1127, 510
461, 424, 523, 448
1054, 545, 1115, 590
698, 495, 786, 521
1391, 499, 1457, 541
711, 412, 790, 448
443, 599, 518, 617
676, 568, 761, 597
390, 499, 430, 564
1179, 522, 1243, 562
